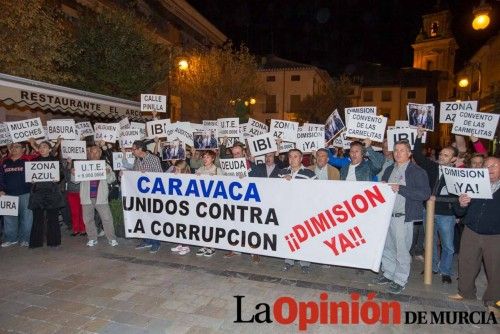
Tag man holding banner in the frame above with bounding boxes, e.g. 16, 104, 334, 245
414, 126, 459, 284
450, 156, 500, 312
376, 140, 430, 294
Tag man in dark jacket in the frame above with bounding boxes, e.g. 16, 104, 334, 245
450, 156, 500, 311
374, 140, 431, 294
0, 143, 34, 247
413, 126, 459, 283
249, 152, 282, 178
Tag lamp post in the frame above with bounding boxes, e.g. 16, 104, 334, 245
472, 0, 492, 30
458, 62, 482, 101
166, 51, 189, 120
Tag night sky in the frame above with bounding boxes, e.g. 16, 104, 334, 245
188, 0, 499, 75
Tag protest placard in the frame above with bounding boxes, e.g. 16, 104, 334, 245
161, 140, 186, 161
25, 161, 60, 182
440, 101, 477, 124
46, 119, 78, 140
346, 114, 387, 142
122, 172, 396, 271
130, 122, 146, 130
146, 119, 171, 139
6, 118, 44, 143
218, 136, 240, 148
74, 160, 107, 182
140, 94, 166, 113
239, 123, 250, 141
296, 130, 325, 153
407, 103, 435, 131
442, 166, 492, 199
76, 121, 94, 138
94, 123, 120, 143
0, 195, 19, 216
119, 117, 130, 129
344, 107, 376, 127
0, 123, 12, 146
61, 140, 87, 160
386, 128, 426, 150
254, 155, 266, 165
166, 122, 194, 146
278, 141, 296, 153
247, 118, 269, 136
219, 158, 248, 177
193, 130, 217, 150
395, 120, 409, 128
332, 131, 351, 149
325, 110, 345, 143
112, 152, 135, 171
247, 133, 278, 157
270, 119, 298, 143
217, 118, 240, 138
451, 110, 499, 140
191, 123, 205, 133
119, 128, 142, 148
202, 120, 218, 130
303, 123, 325, 132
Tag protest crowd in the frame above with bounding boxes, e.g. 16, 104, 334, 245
0, 102, 498, 316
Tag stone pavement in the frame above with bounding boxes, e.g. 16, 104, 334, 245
0, 234, 497, 334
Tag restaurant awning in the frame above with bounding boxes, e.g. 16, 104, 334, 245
0, 73, 146, 121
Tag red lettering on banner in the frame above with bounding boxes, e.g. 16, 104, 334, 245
323, 226, 366, 256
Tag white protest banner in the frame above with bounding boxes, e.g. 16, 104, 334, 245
386, 128, 426, 151
76, 122, 94, 138
346, 114, 387, 142
122, 172, 396, 271
119, 117, 130, 129
140, 94, 166, 113
120, 128, 142, 148
94, 123, 120, 143
146, 119, 171, 139
166, 122, 194, 146
112, 152, 135, 171
270, 119, 299, 142
74, 160, 107, 182
46, 119, 77, 140
345, 107, 376, 127
332, 131, 351, 149
0, 123, 12, 146
0, 195, 19, 216
395, 120, 409, 128
61, 140, 87, 160
440, 101, 477, 124
25, 161, 60, 182
217, 118, 239, 138
247, 118, 269, 136
247, 133, 277, 157
219, 158, 248, 177
296, 130, 325, 153
451, 110, 499, 140
442, 166, 492, 199
6, 117, 44, 143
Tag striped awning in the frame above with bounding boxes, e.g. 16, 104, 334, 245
0, 73, 147, 121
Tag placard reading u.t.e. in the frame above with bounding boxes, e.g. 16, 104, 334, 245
25, 161, 60, 182
74, 161, 107, 182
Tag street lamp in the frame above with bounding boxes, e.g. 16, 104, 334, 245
472, 0, 492, 30
458, 78, 469, 88
178, 59, 189, 71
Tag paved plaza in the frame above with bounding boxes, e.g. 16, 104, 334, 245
0, 234, 497, 333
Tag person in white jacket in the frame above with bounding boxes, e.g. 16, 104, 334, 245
77, 145, 118, 247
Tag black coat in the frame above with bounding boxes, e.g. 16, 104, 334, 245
28, 156, 64, 210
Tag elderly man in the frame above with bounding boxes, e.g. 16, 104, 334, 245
450, 156, 500, 312
309, 148, 340, 180
414, 126, 459, 284
328, 139, 384, 181
279, 149, 317, 274
78, 146, 118, 247
374, 140, 430, 294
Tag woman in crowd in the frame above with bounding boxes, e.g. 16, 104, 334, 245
194, 150, 222, 257
28, 141, 64, 248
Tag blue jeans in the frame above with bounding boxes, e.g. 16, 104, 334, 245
3, 193, 33, 243
424, 213, 455, 276
145, 238, 160, 247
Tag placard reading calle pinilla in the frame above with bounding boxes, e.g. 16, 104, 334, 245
74, 161, 107, 182
141, 94, 166, 113
25, 161, 60, 182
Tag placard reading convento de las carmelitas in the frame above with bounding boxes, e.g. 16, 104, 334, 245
451, 110, 499, 140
